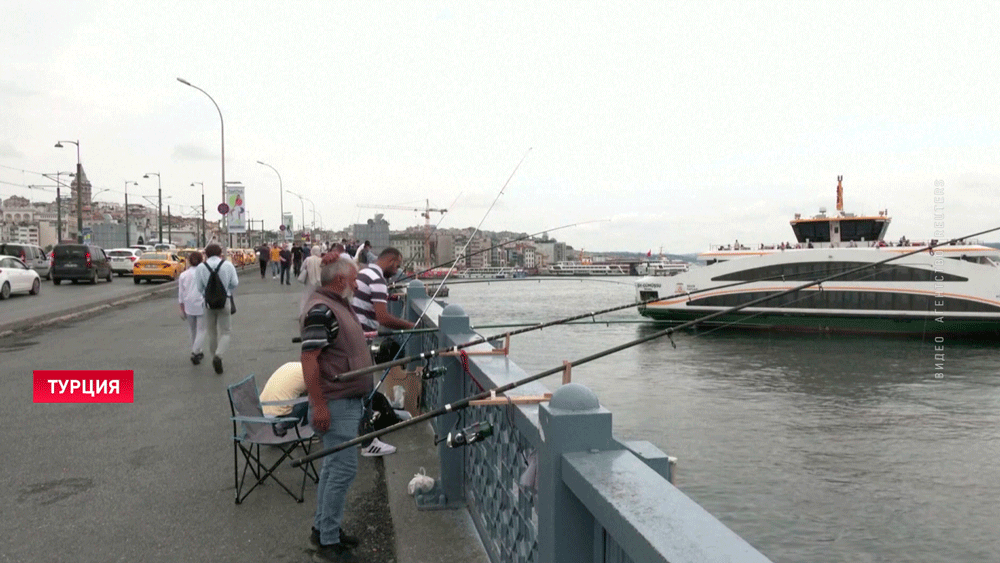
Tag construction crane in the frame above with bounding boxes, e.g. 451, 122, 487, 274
356, 200, 447, 270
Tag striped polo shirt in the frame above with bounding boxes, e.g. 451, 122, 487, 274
352, 263, 387, 331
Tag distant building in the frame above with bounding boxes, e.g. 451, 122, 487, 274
351, 214, 390, 251
71, 168, 93, 214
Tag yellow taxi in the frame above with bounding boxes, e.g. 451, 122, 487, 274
133, 252, 186, 284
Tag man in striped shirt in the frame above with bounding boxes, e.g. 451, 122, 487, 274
352, 247, 415, 332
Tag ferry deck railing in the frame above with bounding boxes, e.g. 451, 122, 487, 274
392, 280, 773, 563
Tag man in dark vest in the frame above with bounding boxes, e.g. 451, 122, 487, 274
301, 252, 367, 562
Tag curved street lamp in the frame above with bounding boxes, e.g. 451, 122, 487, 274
191, 182, 205, 246
177, 77, 226, 245
143, 172, 162, 243
124, 180, 138, 246
256, 160, 284, 239
54, 140, 83, 242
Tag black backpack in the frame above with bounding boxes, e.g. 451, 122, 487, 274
203, 261, 228, 310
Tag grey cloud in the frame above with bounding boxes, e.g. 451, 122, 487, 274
173, 144, 218, 161
0, 142, 24, 158
0, 80, 40, 98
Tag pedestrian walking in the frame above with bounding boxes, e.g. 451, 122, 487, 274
302, 253, 367, 561
256, 242, 270, 279
292, 241, 304, 277
280, 243, 292, 285
269, 243, 281, 279
299, 244, 324, 314
177, 251, 206, 365
196, 243, 239, 374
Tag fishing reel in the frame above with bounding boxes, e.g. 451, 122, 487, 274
422, 365, 447, 380
445, 421, 493, 448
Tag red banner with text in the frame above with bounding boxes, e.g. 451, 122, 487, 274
33, 370, 134, 403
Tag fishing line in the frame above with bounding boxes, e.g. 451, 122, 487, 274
294, 225, 1000, 465
365, 151, 531, 405
336, 259, 927, 382
399, 191, 463, 274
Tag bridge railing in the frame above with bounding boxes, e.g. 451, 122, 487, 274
396, 281, 773, 563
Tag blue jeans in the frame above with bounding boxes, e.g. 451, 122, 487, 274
311, 397, 362, 545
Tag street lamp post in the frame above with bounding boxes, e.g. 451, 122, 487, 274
54, 140, 82, 242
44, 171, 74, 243
124, 180, 137, 247
177, 78, 225, 246
143, 173, 162, 243
286, 190, 306, 240
256, 160, 284, 240
191, 182, 205, 246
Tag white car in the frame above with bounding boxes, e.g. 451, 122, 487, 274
0, 255, 41, 299
108, 248, 144, 276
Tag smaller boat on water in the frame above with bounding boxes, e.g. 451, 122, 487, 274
635, 259, 691, 277
636, 177, 1000, 336
546, 261, 630, 276
459, 266, 526, 279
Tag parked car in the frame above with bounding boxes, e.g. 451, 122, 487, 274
0, 255, 41, 298
51, 244, 113, 284
107, 248, 144, 276
132, 252, 185, 283
0, 242, 52, 280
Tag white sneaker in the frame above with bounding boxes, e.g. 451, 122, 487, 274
361, 437, 397, 457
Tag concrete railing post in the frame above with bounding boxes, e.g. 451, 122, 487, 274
537, 383, 618, 563
415, 303, 469, 509
403, 280, 428, 363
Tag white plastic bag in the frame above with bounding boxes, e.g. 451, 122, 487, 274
407, 467, 435, 495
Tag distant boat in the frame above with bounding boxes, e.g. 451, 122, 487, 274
459, 266, 526, 279
547, 261, 629, 276
635, 259, 690, 277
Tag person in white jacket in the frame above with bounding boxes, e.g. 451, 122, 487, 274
298, 244, 324, 314
177, 251, 207, 365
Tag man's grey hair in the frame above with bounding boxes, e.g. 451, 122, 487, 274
320, 254, 358, 286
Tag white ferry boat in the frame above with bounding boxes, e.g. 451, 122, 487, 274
548, 262, 629, 276
458, 266, 525, 279
635, 259, 691, 277
636, 178, 1000, 336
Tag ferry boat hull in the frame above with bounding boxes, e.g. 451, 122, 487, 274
636, 247, 1000, 337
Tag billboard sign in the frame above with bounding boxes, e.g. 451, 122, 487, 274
227, 185, 246, 233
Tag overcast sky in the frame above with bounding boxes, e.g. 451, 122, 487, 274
3, 1, 999, 254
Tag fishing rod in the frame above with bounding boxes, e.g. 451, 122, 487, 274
391, 218, 611, 287
295, 225, 1000, 465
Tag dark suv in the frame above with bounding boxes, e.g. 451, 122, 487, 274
51, 244, 113, 285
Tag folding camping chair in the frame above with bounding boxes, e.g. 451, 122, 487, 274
227, 374, 319, 504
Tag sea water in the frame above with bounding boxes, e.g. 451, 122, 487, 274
444, 277, 1000, 563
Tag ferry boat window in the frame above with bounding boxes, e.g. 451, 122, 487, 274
792, 222, 831, 243
839, 219, 885, 242
687, 290, 1000, 312
639, 290, 659, 301
711, 262, 967, 282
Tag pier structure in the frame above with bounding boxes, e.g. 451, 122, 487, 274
392, 280, 773, 563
